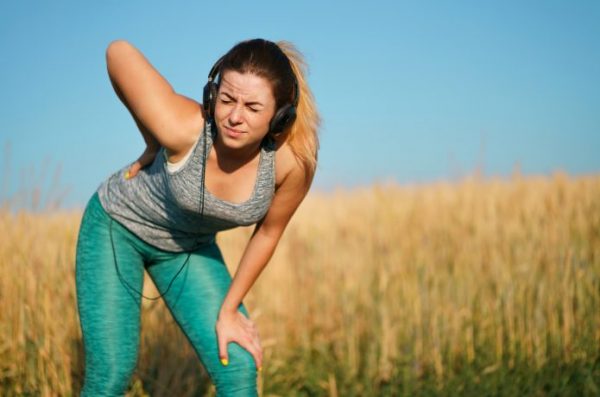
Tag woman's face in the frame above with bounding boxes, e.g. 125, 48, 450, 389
214, 70, 277, 151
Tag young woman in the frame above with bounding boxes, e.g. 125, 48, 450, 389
75, 38, 320, 396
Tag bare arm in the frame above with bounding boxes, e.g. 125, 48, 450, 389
106, 40, 204, 157
109, 77, 160, 152
218, 155, 312, 316
214, 150, 312, 369
110, 76, 163, 178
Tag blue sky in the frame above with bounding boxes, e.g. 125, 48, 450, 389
1, 1, 599, 209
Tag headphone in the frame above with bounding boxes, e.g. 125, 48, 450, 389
202, 49, 300, 137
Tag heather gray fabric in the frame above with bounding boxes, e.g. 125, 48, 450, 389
96, 120, 276, 252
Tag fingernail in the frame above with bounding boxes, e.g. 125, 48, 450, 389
124, 171, 130, 180
221, 358, 228, 366
258, 366, 262, 372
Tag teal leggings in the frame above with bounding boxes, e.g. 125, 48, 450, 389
75, 192, 258, 396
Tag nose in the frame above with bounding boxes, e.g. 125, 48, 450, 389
228, 102, 243, 125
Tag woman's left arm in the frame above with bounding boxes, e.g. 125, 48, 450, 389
215, 158, 311, 368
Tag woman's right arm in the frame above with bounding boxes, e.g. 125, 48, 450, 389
109, 76, 160, 152
106, 40, 203, 158
109, 75, 162, 178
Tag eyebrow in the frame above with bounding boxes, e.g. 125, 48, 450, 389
220, 91, 265, 107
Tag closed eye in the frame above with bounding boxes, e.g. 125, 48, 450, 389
219, 92, 235, 103
219, 92, 263, 112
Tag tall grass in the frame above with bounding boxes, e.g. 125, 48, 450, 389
1, 172, 598, 396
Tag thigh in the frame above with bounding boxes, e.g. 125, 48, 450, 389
146, 243, 257, 395
75, 194, 146, 390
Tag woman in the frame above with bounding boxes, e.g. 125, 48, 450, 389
75, 38, 319, 396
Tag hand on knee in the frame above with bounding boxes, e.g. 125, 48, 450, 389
216, 310, 263, 372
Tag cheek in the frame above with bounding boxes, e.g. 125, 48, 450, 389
257, 106, 276, 126
251, 113, 274, 131
214, 102, 227, 119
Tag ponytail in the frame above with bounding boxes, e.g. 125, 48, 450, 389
276, 41, 321, 186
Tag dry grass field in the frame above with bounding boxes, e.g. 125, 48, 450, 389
1, 172, 598, 396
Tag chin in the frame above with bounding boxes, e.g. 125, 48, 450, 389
215, 128, 247, 148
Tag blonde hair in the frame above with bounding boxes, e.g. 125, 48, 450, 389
276, 41, 321, 186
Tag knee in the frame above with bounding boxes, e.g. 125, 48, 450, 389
213, 367, 258, 397
211, 343, 258, 396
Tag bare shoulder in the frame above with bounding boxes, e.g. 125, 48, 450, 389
255, 139, 311, 237
274, 141, 301, 190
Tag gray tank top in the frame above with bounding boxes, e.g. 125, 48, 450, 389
96, 120, 276, 252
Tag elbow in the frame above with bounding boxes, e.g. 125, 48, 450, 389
106, 39, 130, 53
255, 224, 285, 245
105, 39, 132, 67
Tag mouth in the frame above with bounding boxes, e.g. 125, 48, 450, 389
223, 126, 246, 138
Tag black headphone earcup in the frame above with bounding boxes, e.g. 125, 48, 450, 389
202, 82, 218, 119
269, 104, 297, 136
202, 82, 211, 117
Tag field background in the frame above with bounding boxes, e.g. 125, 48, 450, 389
1, 172, 599, 396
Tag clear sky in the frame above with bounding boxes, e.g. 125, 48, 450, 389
1, 1, 599, 209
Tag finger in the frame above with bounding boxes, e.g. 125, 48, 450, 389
241, 316, 257, 331
252, 339, 263, 369
128, 162, 142, 178
246, 325, 259, 340
245, 322, 261, 350
240, 337, 262, 370
253, 334, 263, 368
245, 332, 263, 370
216, 330, 229, 366
242, 321, 256, 333
139, 151, 156, 166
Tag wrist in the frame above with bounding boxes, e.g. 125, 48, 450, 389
218, 305, 238, 319
145, 143, 160, 153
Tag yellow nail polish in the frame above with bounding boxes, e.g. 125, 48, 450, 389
221, 358, 228, 366
124, 171, 130, 180
258, 366, 262, 372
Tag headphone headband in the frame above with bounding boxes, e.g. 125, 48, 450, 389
207, 55, 225, 84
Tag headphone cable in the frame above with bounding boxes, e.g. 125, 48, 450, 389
110, 217, 192, 301
111, 120, 209, 301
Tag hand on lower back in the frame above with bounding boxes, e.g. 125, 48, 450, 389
126, 146, 159, 179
